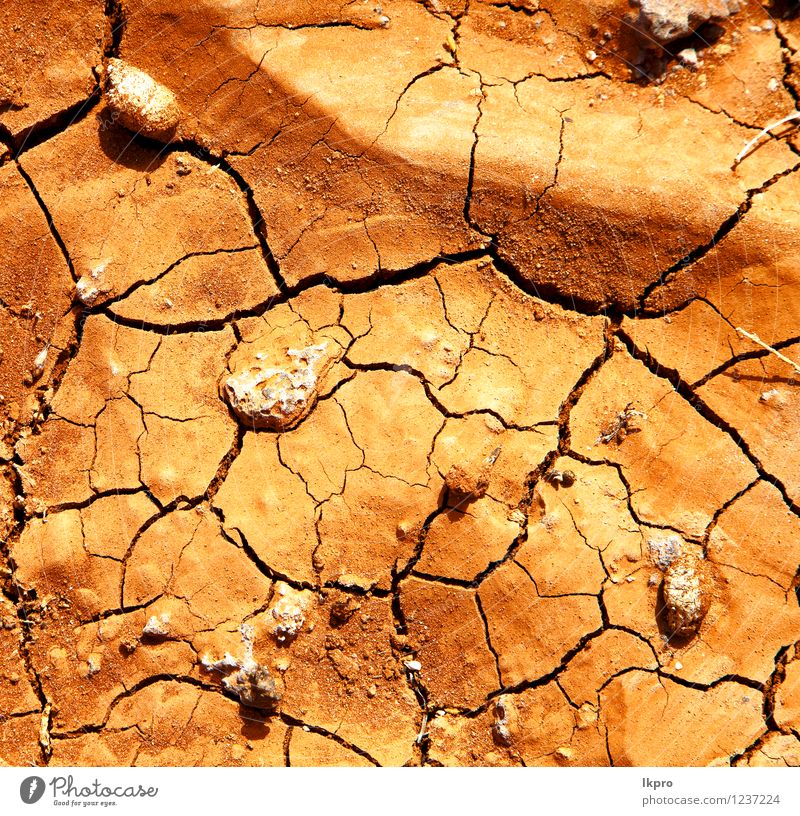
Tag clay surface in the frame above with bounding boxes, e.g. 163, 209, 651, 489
1, 0, 799, 769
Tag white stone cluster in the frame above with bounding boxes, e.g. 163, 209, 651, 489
222, 342, 333, 430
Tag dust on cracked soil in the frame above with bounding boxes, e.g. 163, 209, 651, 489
1, 0, 800, 768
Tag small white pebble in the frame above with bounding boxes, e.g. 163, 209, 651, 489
759, 388, 782, 404
104, 59, 180, 142
142, 613, 170, 637
32, 346, 48, 373
87, 653, 102, 676
404, 660, 422, 672
674, 661, 683, 671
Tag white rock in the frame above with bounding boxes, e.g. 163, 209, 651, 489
663, 553, 711, 637
637, 0, 741, 45
76, 263, 111, 306
104, 58, 181, 141
269, 582, 311, 643
222, 342, 338, 430
648, 533, 683, 570
201, 623, 279, 710
31, 346, 48, 380
142, 612, 170, 637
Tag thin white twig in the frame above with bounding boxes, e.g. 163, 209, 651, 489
733, 111, 800, 166
735, 327, 800, 375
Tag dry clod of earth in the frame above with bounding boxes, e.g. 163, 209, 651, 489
1, 0, 799, 769
444, 447, 500, 502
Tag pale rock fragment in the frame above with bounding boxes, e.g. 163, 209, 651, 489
662, 552, 712, 637
39, 704, 52, 757
492, 697, 512, 746
269, 582, 312, 643
201, 653, 240, 672
677, 47, 699, 68
222, 339, 341, 430
201, 624, 279, 711
225, 662, 279, 711
86, 653, 102, 677
31, 346, 48, 382
636, 0, 741, 45
75, 264, 112, 306
104, 58, 181, 141
142, 613, 170, 638
544, 468, 576, 488
648, 533, 683, 570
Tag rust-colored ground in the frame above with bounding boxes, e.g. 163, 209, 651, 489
1, 0, 800, 767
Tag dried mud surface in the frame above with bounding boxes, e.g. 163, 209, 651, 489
1, 0, 800, 768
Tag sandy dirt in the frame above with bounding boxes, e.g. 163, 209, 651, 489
1, 0, 799, 767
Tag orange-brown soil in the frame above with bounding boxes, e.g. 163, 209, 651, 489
1, 0, 800, 767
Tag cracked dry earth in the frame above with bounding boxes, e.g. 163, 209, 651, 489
1, 0, 800, 769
